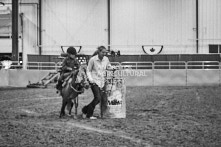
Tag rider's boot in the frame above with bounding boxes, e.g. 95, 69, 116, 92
56, 80, 62, 93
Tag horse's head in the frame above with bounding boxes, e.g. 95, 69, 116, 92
70, 65, 90, 93
77, 65, 90, 89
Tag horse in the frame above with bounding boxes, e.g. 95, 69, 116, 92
59, 65, 89, 118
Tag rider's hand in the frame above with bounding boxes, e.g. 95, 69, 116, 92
106, 65, 113, 70
89, 79, 95, 84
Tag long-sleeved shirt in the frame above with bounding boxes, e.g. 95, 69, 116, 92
87, 55, 111, 88
61, 57, 80, 72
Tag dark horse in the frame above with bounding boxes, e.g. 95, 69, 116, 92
59, 65, 89, 118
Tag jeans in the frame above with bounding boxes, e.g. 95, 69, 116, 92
82, 84, 107, 118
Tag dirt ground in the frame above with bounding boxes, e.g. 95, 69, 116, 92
0, 86, 221, 147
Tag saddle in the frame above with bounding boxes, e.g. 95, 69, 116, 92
62, 71, 77, 88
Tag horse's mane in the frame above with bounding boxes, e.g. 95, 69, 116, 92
74, 65, 87, 84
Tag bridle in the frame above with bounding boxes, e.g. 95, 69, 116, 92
69, 67, 88, 94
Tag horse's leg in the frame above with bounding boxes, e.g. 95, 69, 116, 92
60, 98, 67, 118
68, 100, 74, 116
74, 96, 79, 116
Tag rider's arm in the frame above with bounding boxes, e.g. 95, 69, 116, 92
86, 58, 94, 83
61, 58, 70, 71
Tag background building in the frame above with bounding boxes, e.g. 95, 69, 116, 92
0, 0, 221, 67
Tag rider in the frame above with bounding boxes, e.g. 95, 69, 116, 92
56, 47, 80, 91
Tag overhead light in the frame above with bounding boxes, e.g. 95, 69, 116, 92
0, 2, 5, 6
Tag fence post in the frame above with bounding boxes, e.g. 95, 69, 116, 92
186, 61, 188, 86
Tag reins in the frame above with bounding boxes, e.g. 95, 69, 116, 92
69, 83, 84, 93
69, 67, 87, 94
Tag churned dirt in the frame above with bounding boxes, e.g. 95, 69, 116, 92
0, 86, 221, 147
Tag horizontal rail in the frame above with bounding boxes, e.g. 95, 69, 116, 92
121, 62, 153, 69
186, 61, 220, 69
154, 61, 186, 69
27, 62, 60, 70
1, 61, 221, 70
0, 61, 22, 69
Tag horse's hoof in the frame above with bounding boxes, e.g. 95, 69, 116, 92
82, 113, 87, 119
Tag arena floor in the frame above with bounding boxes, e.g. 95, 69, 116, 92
0, 86, 221, 147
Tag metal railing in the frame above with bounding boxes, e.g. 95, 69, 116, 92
26, 62, 60, 70
0, 61, 22, 69
186, 61, 220, 69
121, 61, 220, 70
1, 61, 220, 70
121, 62, 153, 69
154, 61, 186, 69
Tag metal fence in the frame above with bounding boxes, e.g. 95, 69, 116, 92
120, 61, 220, 70
0, 61, 220, 70
26, 62, 60, 70
1, 61, 221, 86
0, 61, 22, 69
